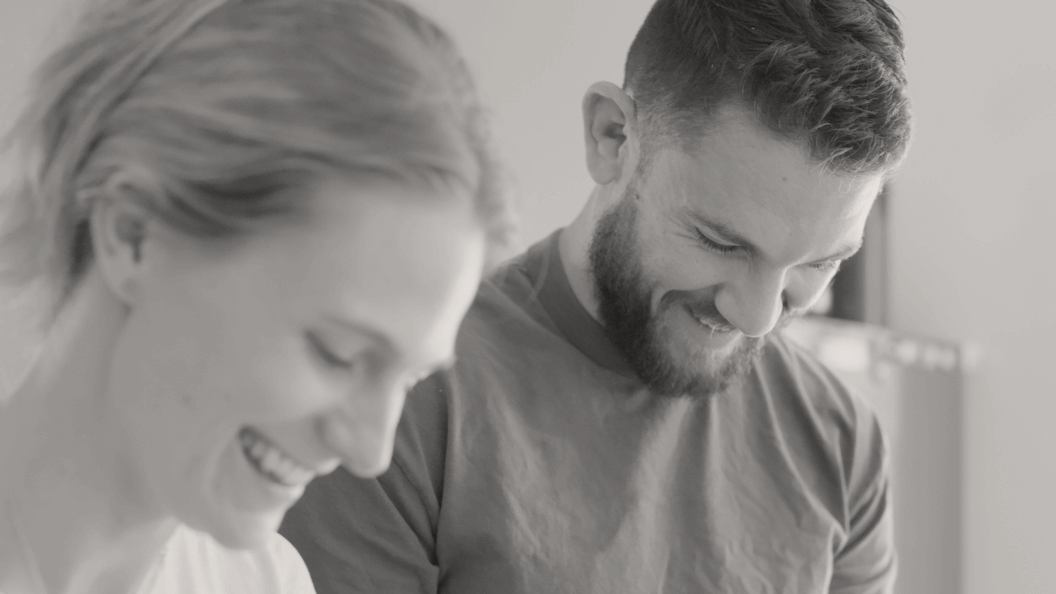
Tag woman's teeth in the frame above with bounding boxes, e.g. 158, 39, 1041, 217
239, 428, 315, 488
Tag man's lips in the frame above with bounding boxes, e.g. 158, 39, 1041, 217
685, 306, 737, 332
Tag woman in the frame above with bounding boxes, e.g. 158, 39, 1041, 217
0, 0, 512, 592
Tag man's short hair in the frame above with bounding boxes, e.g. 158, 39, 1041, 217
625, 0, 912, 176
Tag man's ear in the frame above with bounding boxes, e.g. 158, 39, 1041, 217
582, 81, 639, 185
88, 190, 157, 306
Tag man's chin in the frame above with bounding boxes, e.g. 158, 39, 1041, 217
640, 330, 764, 399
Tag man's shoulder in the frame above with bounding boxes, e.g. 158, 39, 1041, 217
467, 250, 542, 323
453, 249, 565, 363
748, 330, 891, 523
754, 330, 881, 439
408, 251, 572, 411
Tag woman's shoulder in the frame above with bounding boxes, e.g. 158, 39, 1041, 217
149, 525, 316, 594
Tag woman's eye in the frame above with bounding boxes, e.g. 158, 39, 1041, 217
307, 333, 356, 370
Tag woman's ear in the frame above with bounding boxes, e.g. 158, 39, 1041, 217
88, 191, 156, 306
581, 81, 640, 186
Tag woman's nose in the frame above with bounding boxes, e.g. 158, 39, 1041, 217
319, 382, 408, 478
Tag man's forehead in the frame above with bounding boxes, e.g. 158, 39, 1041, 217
648, 135, 882, 213
642, 134, 881, 264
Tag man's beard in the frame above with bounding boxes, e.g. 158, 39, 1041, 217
587, 191, 770, 399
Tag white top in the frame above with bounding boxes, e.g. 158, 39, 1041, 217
143, 525, 316, 594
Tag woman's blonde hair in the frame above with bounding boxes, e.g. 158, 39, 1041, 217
0, 0, 513, 327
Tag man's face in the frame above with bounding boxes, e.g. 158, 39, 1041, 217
589, 105, 882, 398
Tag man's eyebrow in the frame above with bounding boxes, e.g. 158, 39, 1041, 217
683, 207, 865, 262
823, 236, 865, 262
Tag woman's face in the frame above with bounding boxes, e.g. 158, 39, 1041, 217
104, 175, 486, 548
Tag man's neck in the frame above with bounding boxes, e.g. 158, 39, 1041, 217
558, 188, 609, 324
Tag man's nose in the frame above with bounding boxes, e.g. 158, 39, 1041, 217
319, 381, 408, 478
715, 267, 786, 338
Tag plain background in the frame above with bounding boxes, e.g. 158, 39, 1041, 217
1, 1, 1054, 592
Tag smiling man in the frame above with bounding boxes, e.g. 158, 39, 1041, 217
281, 0, 913, 592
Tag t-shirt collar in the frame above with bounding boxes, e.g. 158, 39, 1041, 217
524, 230, 637, 376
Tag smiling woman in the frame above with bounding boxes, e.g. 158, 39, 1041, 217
0, 0, 513, 593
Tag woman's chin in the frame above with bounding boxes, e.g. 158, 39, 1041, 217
173, 435, 308, 549
189, 506, 288, 550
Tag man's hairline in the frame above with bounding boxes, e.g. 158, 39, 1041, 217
627, 89, 902, 183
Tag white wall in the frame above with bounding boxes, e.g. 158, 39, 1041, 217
0, 0, 79, 127
0, 0, 72, 392
404, 0, 654, 249
886, 1, 1056, 592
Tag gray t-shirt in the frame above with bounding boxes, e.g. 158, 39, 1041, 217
281, 231, 896, 594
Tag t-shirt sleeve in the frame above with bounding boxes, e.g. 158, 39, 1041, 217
829, 404, 897, 594
279, 373, 450, 594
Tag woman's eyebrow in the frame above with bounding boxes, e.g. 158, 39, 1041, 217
323, 315, 459, 372
322, 315, 397, 354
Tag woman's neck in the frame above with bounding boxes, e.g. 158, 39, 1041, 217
0, 276, 178, 594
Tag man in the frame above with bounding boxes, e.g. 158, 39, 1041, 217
281, 0, 912, 592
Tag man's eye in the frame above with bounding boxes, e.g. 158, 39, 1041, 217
307, 333, 356, 370
696, 229, 739, 255
810, 259, 843, 273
